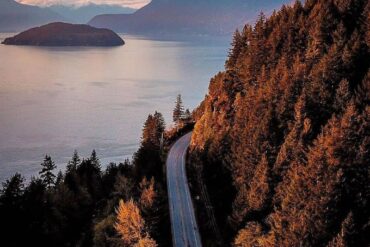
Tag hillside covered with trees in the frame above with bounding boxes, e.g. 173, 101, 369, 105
0, 111, 173, 247
190, 0, 369, 246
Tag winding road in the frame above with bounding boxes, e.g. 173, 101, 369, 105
166, 132, 202, 247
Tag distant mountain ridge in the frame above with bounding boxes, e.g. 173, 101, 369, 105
88, 0, 291, 36
49, 4, 136, 24
0, 0, 136, 32
0, 0, 64, 32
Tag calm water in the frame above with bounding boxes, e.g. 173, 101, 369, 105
0, 34, 229, 182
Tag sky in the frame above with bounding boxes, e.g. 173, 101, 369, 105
17, 0, 151, 8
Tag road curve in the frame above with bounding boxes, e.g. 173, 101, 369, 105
167, 132, 202, 247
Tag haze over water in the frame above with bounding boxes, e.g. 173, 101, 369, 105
0, 34, 229, 182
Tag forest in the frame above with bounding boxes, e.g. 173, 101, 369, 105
1, 0, 369, 246
0, 111, 167, 247
0, 94, 193, 247
0, 95, 192, 247
190, 0, 369, 246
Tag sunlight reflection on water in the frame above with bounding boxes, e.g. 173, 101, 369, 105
0, 34, 229, 182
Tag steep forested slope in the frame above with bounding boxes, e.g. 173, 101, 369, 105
190, 0, 369, 246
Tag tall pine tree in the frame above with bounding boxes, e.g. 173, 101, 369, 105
173, 94, 185, 124
39, 155, 56, 188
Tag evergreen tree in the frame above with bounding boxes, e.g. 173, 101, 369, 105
139, 177, 156, 210
39, 155, 56, 188
0, 173, 26, 246
55, 171, 64, 186
234, 222, 264, 247
184, 108, 192, 123
173, 94, 185, 124
135, 236, 158, 247
113, 174, 135, 201
142, 114, 155, 145
246, 154, 270, 213
66, 150, 80, 172
0, 173, 25, 203
154, 111, 165, 134
327, 211, 356, 247
226, 29, 243, 70
90, 149, 101, 170
135, 111, 166, 180
334, 78, 351, 113
141, 112, 165, 148
114, 199, 145, 246
114, 198, 158, 247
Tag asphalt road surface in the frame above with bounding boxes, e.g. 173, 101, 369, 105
167, 132, 202, 247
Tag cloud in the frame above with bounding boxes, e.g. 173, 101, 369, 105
17, 0, 151, 9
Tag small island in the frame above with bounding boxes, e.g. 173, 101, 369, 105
2, 22, 124, 46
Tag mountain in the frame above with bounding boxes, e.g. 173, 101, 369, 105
88, 0, 291, 36
189, 0, 369, 246
49, 4, 136, 24
0, 0, 64, 32
2, 22, 124, 46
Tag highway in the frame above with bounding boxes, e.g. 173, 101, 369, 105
166, 132, 202, 247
